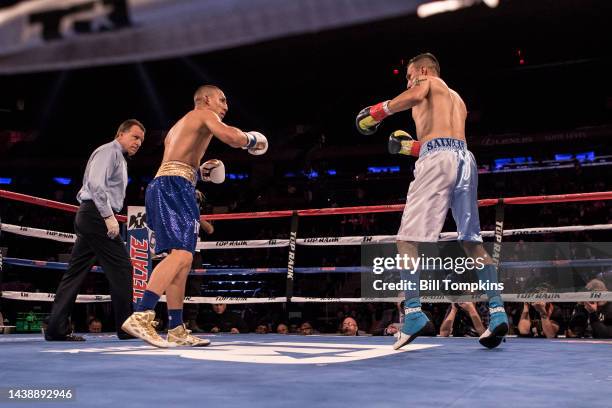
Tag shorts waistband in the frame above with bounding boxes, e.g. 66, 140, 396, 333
419, 138, 466, 158
155, 161, 197, 186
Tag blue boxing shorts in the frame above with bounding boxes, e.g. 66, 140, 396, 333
145, 176, 199, 254
397, 137, 482, 242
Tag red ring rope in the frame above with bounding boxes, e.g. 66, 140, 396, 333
0, 189, 128, 223
1, 189, 611, 222
203, 191, 612, 221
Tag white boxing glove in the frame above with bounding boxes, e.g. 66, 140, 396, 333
200, 159, 225, 184
243, 131, 268, 155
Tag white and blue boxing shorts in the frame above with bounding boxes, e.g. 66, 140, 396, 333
397, 137, 482, 242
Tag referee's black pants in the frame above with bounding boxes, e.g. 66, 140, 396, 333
46, 201, 132, 338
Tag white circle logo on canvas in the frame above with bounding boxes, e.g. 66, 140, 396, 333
45, 340, 439, 364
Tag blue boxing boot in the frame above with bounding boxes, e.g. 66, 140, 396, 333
479, 296, 508, 348
477, 264, 508, 349
393, 299, 431, 350
393, 266, 430, 350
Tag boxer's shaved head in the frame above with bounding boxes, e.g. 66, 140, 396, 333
193, 84, 228, 119
408, 53, 440, 76
194, 85, 222, 106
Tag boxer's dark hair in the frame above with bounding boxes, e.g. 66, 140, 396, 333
194, 85, 221, 105
115, 119, 145, 138
409, 53, 440, 76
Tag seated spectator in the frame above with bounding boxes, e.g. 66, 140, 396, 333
202, 304, 248, 334
340, 317, 367, 336
516, 301, 565, 338
299, 321, 314, 335
371, 301, 402, 336
439, 303, 485, 337
503, 303, 523, 335
255, 324, 268, 334
569, 279, 612, 338
88, 318, 102, 333
364, 303, 393, 335
276, 323, 289, 334
382, 324, 399, 336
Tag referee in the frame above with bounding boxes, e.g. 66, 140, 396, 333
45, 119, 145, 341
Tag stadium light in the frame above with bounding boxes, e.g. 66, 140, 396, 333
417, 0, 499, 18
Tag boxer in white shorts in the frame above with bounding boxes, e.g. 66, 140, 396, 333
356, 53, 508, 350
398, 137, 480, 242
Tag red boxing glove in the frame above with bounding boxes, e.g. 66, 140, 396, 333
355, 100, 392, 135
369, 101, 392, 121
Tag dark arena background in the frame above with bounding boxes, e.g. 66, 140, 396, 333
0, 1, 611, 407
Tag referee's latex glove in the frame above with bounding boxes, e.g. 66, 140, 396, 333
104, 215, 120, 239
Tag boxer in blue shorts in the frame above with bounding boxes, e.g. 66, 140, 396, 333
122, 85, 268, 347
357, 53, 508, 349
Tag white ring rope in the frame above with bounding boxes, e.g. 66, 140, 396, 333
2, 222, 611, 248
3, 291, 610, 303
292, 292, 612, 302
1, 223, 77, 242
0, 291, 286, 304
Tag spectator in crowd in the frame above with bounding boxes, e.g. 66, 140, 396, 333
503, 303, 523, 335
276, 323, 289, 334
439, 303, 486, 337
202, 303, 248, 334
568, 279, 612, 338
88, 318, 103, 333
382, 324, 399, 336
516, 301, 565, 338
341, 317, 359, 336
340, 316, 370, 336
299, 321, 314, 335
370, 303, 401, 336
255, 324, 268, 334
369, 299, 402, 336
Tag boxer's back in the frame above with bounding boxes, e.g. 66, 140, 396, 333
412, 77, 467, 144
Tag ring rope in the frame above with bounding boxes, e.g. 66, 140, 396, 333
2, 222, 611, 247
2, 189, 611, 222
0, 190, 127, 222
203, 191, 612, 221
0, 291, 286, 304
5, 257, 612, 275
3, 291, 610, 304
